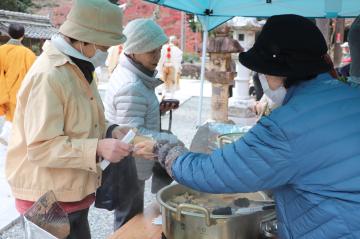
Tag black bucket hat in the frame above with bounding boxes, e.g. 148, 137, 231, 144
239, 14, 331, 77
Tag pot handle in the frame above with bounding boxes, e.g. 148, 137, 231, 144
260, 212, 277, 238
176, 203, 213, 227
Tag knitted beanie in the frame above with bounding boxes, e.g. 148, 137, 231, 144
123, 18, 168, 54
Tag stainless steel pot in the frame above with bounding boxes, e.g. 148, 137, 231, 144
157, 184, 276, 239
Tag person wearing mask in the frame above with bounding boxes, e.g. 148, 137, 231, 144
5, 0, 137, 238
0, 23, 36, 145
154, 15, 360, 238
348, 15, 360, 87
104, 19, 180, 230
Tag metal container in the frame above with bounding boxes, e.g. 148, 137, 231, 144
157, 184, 276, 239
189, 122, 251, 154
24, 217, 58, 239
217, 132, 246, 147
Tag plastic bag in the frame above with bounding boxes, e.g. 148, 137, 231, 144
95, 155, 140, 211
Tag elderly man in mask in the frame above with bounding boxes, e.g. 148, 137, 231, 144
5, 0, 137, 238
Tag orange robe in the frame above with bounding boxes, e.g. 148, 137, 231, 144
0, 42, 36, 121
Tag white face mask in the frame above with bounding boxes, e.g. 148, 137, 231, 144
259, 74, 287, 108
52, 35, 108, 68
89, 44, 108, 68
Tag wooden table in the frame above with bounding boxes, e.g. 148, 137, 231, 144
108, 203, 163, 239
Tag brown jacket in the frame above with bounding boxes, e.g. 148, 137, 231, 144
5, 41, 105, 202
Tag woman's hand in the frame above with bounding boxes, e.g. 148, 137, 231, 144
159, 99, 179, 114
153, 141, 188, 177
254, 101, 265, 115
96, 138, 131, 163
160, 103, 178, 114
250, 101, 269, 117
133, 140, 156, 160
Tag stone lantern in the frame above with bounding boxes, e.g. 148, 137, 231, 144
205, 25, 243, 123
227, 17, 263, 122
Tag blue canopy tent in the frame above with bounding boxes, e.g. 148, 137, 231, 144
145, 0, 360, 125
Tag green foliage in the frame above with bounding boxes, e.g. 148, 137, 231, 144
0, 0, 33, 12
187, 14, 202, 33
30, 44, 41, 56
183, 52, 200, 63
338, 76, 348, 84
109, 0, 119, 5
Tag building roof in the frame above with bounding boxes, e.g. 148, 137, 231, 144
0, 9, 57, 40
228, 17, 264, 31
207, 26, 243, 53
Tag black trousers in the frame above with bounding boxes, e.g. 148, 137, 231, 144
66, 208, 91, 239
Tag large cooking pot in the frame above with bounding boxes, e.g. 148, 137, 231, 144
157, 184, 276, 239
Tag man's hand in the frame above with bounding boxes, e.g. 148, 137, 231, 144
96, 138, 131, 163
133, 140, 156, 160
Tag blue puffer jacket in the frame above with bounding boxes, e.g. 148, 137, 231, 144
172, 73, 360, 238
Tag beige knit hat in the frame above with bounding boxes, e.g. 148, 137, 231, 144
59, 0, 126, 47
123, 18, 168, 54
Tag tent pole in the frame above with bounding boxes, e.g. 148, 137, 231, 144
197, 28, 208, 127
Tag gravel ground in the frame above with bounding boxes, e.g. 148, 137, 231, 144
0, 96, 211, 239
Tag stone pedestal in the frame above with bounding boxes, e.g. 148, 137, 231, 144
205, 71, 236, 122
228, 53, 255, 118
228, 18, 263, 119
